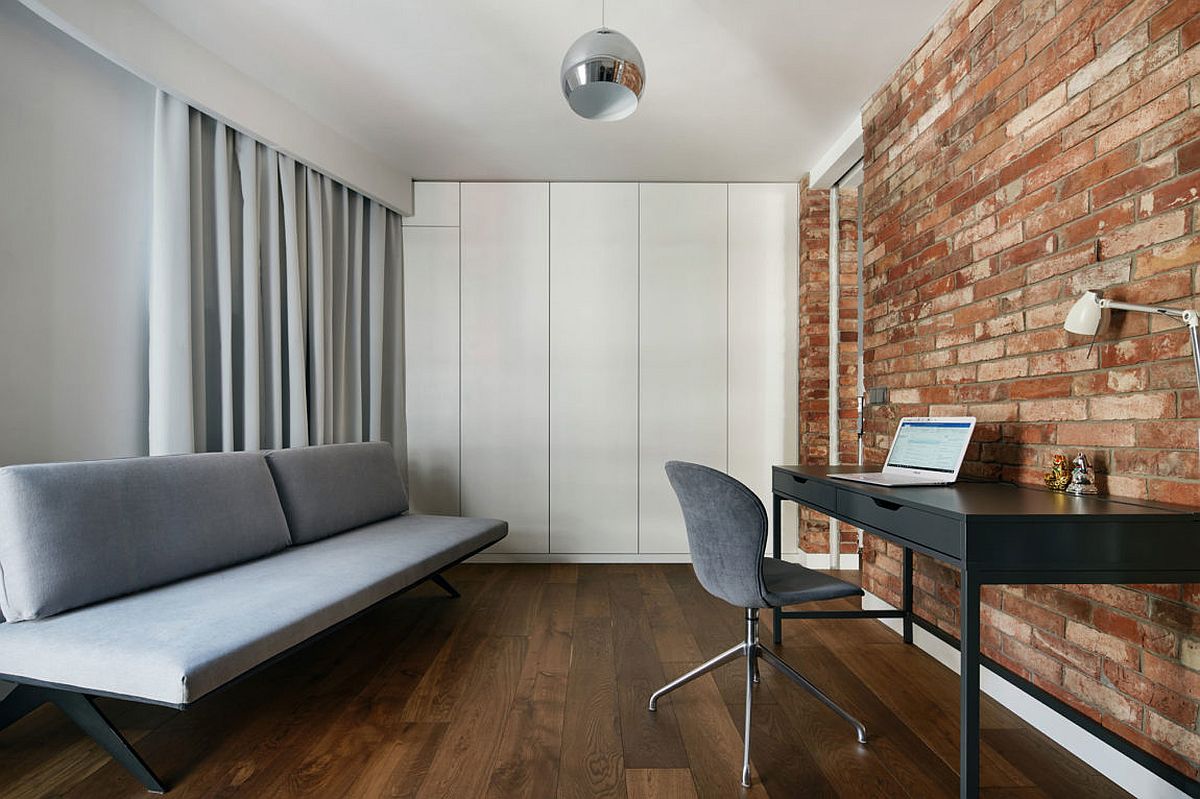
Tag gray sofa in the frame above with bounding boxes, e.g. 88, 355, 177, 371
0, 442, 506, 793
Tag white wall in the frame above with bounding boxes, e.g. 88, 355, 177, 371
0, 0, 154, 466
18, 0, 412, 214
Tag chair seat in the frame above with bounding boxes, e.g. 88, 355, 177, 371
761, 557, 863, 607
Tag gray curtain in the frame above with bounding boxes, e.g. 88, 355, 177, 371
148, 92, 405, 460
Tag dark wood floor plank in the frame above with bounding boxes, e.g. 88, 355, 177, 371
769, 642, 958, 798
251, 598, 470, 798
609, 572, 691, 770
400, 569, 512, 722
415, 634, 527, 797
484, 580, 576, 798
640, 566, 704, 663
625, 768, 699, 799
557, 613, 625, 798
983, 728, 1131, 799
826, 640, 1034, 790
343, 722, 447, 798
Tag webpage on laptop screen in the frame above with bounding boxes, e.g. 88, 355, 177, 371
887, 421, 972, 473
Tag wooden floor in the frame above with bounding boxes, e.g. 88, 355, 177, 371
0, 564, 1129, 798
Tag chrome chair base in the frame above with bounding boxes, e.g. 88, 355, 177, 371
648, 608, 866, 788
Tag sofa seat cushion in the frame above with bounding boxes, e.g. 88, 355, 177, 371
266, 442, 408, 544
0, 452, 291, 622
0, 514, 505, 706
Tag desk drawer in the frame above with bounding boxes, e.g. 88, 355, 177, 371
837, 491, 961, 559
773, 471, 837, 512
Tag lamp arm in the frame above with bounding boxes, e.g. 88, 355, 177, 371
1098, 298, 1198, 326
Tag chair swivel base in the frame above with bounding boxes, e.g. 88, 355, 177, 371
648, 608, 866, 788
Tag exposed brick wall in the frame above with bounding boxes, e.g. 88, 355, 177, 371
857, 0, 1200, 778
797, 181, 863, 554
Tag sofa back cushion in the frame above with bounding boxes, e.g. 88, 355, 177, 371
265, 442, 407, 544
0, 452, 291, 622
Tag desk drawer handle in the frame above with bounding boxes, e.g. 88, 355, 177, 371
872, 498, 902, 511
791, 475, 808, 484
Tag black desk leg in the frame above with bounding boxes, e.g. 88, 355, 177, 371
902, 547, 914, 645
959, 570, 980, 799
772, 493, 782, 646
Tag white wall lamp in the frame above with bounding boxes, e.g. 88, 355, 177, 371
1064, 289, 1200, 457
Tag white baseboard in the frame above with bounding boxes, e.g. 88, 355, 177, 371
861, 593, 1189, 799
468, 552, 693, 563
467, 550, 821, 565
799, 552, 860, 571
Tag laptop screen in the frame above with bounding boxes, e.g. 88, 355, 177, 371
886, 420, 975, 474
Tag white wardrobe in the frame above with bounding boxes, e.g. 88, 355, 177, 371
402, 181, 799, 559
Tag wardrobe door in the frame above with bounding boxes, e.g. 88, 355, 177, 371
638, 183, 728, 554
402, 224, 460, 515
549, 183, 639, 554
728, 183, 801, 555
460, 183, 550, 553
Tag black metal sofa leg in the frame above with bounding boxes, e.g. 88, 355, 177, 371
0, 685, 167, 794
430, 573, 461, 598
0, 684, 48, 731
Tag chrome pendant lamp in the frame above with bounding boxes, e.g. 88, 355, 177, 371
561, 1, 645, 121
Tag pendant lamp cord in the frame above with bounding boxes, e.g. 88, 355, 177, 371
601, 0, 606, 29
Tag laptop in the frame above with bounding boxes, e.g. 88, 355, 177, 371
830, 416, 977, 487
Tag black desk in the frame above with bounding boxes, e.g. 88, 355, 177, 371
772, 464, 1200, 799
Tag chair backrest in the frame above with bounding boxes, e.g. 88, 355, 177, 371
664, 461, 769, 609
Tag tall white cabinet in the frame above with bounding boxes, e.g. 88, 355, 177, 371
549, 184, 639, 554
459, 183, 550, 554
638, 184, 729, 554
403, 181, 798, 559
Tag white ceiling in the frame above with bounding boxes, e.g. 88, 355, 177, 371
134, 0, 950, 182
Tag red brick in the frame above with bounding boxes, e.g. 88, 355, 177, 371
1057, 421, 1137, 446
1065, 583, 1150, 615
1003, 636, 1067, 682
1140, 108, 1200, 157
1103, 661, 1199, 727
1146, 713, 1200, 762
1133, 235, 1200, 277
1097, 86, 1190, 152
1144, 651, 1200, 697
1100, 209, 1188, 257
1031, 628, 1103, 677
1004, 592, 1068, 634
1184, 14, 1200, 48
1149, 0, 1200, 39
1059, 145, 1139, 198
1059, 202, 1137, 249
1063, 667, 1144, 725
1180, 138, 1200, 173
1094, 606, 1179, 654
1139, 172, 1200, 217
1090, 154, 1176, 208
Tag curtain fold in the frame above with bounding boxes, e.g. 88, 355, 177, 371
149, 92, 405, 461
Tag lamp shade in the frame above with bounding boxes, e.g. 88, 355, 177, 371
561, 28, 645, 121
1064, 290, 1105, 335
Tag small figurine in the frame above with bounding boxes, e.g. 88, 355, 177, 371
1065, 451, 1099, 496
1043, 454, 1070, 492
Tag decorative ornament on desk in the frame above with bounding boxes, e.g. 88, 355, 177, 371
1043, 453, 1070, 492
1065, 451, 1099, 496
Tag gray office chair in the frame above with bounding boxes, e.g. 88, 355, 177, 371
650, 461, 867, 787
